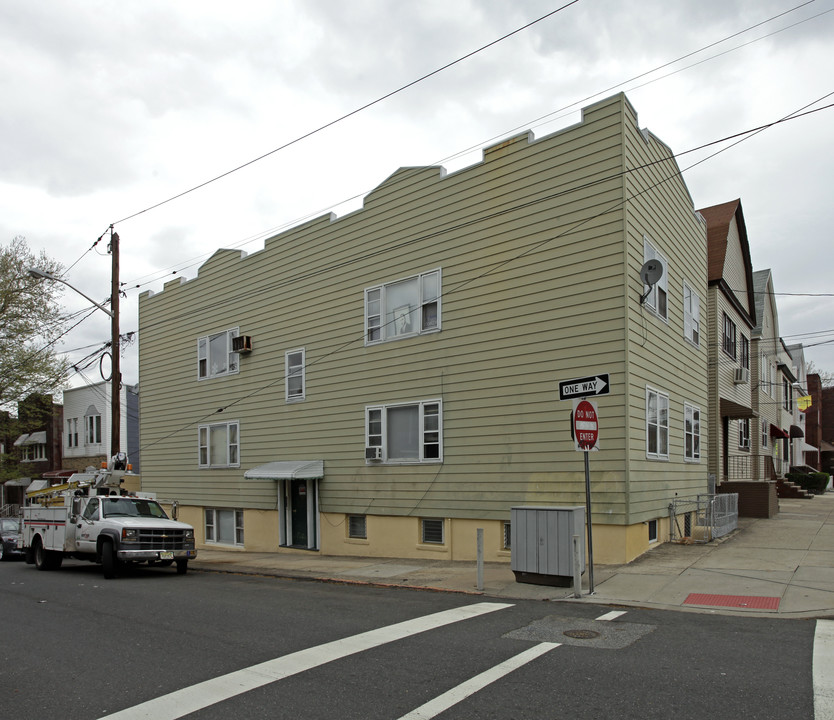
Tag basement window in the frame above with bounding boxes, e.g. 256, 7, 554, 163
348, 515, 367, 539
421, 518, 444, 545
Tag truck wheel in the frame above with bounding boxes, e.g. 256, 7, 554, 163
176, 559, 188, 575
101, 541, 119, 579
33, 537, 48, 571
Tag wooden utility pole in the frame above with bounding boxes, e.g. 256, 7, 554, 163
110, 228, 120, 458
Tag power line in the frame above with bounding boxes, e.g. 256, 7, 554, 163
137, 84, 829, 454
440, 2, 824, 165
110, 1, 582, 227
130, 97, 834, 338
120, 2, 826, 294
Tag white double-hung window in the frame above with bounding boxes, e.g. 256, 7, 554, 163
738, 419, 751, 449
683, 282, 700, 347
365, 269, 440, 344
86, 414, 102, 445
684, 403, 701, 462
643, 238, 668, 320
66, 418, 79, 448
646, 387, 669, 459
198, 421, 240, 468
198, 328, 240, 379
285, 349, 305, 402
366, 400, 442, 463
205, 509, 244, 546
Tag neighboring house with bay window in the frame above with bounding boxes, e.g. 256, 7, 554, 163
11, 393, 62, 478
61, 382, 140, 472
138, 93, 709, 565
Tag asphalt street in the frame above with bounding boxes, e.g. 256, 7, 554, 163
0, 558, 820, 719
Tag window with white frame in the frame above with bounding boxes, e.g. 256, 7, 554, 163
86, 414, 102, 445
21, 444, 46, 462
643, 238, 668, 320
761, 419, 768, 449
365, 269, 440, 344
285, 349, 305, 402
198, 328, 240, 379
739, 335, 749, 370
738, 419, 751, 449
722, 313, 737, 359
198, 421, 240, 468
646, 387, 669, 459
683, 283, 700, 347
648, 519, 658, 543
66, 418, 79, 448
366, 400, 442, 462
204, 508, 244, 545
684, 403, 701, 462
760, 353, 769, 393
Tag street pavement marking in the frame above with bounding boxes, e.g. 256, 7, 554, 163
397, 642, 560, 720
814, 620, 834, 719
98, 602, 513, 720
596, 610, 626, 621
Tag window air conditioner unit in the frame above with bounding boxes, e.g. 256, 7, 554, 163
365, 446, 382, 461
232, 335, 252, 353
734, 367, 749, 384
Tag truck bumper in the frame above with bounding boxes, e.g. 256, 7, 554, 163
116, 548, 197, 562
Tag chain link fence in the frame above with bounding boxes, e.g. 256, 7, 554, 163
668, 493, 738, 544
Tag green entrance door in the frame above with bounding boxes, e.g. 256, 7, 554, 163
290, 479, 308, 547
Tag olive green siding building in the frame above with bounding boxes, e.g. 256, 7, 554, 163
138, 93, 709, 564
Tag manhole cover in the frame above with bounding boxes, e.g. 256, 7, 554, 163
563, 629, 600, 640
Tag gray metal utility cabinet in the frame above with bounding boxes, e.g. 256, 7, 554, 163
511, 506, 586, 586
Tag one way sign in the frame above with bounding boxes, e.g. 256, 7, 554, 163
559, 373, 610, 401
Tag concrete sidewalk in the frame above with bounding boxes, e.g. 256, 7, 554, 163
189, 492, 834, 618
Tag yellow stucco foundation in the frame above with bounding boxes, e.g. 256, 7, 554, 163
169, 505, 667, 565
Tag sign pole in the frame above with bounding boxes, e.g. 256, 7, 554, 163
584, 449, 594, 594
563, 376, 607, 597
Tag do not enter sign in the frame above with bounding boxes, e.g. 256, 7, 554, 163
573, 399, 599, 451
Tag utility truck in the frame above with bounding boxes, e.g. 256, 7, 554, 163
20, 454, 196, 578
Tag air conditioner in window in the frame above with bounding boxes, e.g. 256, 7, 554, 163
232, 335, 252, 353
365, 446, 382, 461
734, 367, 750, 384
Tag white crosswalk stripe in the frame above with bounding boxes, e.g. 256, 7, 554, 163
395, 609, 630, 717
815, 620, 834, 719
397, 642, 560, 720
99, 602, 513, 720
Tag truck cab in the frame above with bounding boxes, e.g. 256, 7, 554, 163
70, 494, 196, 577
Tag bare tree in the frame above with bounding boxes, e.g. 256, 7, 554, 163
806, 360, 834, 388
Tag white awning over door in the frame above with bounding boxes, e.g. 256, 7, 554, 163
243, 460, 323, 480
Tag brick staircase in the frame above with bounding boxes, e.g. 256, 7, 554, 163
776, 478, 814, 499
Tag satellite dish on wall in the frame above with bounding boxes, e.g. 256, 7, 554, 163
639, 259, 663, 304
639, 260, 663, 286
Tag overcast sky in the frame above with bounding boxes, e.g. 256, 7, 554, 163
2, 0, 832, 394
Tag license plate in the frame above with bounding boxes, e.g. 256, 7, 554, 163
160, 551, 174, 560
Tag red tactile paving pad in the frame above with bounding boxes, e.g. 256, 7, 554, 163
684, 593, 780, 610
